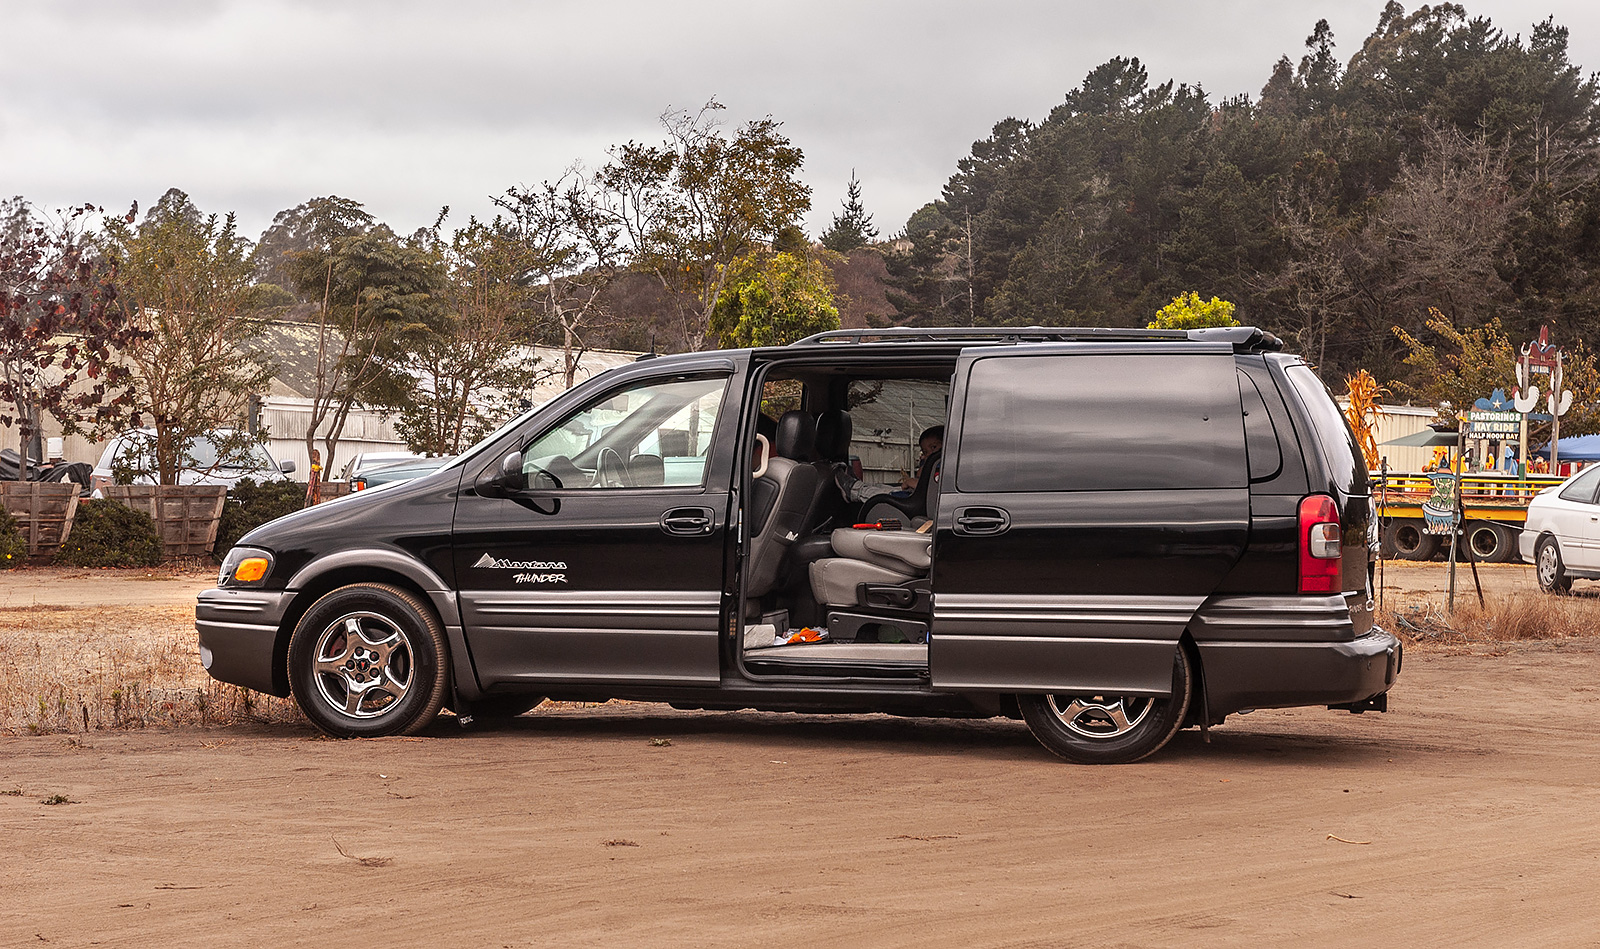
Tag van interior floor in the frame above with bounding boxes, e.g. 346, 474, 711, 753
741, 642, 928, 678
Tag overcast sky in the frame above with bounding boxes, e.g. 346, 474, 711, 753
4, 0, 1597, 244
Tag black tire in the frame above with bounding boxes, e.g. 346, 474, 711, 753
1018, 647, 1192, 764
1385, 520, 1440, 561
287, 583, 450, 738
1463, 522, 1516, 564
1535, 536, 1573, 595
468, 694, 546, 720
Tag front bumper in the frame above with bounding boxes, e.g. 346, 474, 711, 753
195, 588, 295, 697
1197, 626, 1401, 718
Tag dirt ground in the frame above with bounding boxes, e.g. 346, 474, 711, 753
5, 563, 1600, 946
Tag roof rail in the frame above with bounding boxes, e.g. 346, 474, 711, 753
789, 325, 1284, 352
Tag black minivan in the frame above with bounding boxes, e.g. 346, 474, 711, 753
198, 326, 1399, 763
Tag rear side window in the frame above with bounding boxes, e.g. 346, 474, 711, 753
956, 353, 1245, 492
1283, 365, 1368, 491
1238, 371, 1282, 483
1558, 466, 1600, 503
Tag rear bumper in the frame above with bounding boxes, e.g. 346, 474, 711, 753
1197, 627, 1401, 718
195, 588, 294, 697
1518, 528, 1538, 562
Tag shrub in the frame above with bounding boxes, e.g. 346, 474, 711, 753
54, 499, 164, 567
214, 478, 306, 557
0, 509, 26, 569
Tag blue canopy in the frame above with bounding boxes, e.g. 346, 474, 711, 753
1534, 434, 1600, 461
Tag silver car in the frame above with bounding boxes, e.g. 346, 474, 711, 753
91, 428, 294, 492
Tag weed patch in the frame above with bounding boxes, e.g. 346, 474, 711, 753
0, 603, 302, 734
1387, 593, 1600, 644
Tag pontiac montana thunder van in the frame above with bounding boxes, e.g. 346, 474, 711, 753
198, 326, 1399, 763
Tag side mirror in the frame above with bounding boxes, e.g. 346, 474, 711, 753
499, 451, 526, 488
278, 459, 297, 474
474, 451, 526, 498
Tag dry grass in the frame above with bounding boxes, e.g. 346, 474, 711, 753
0, 604, 301, 736
1386, 592, 1600, 645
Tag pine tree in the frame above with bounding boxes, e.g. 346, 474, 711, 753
820, 171, 878, 253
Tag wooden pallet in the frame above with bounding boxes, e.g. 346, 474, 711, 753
0, 482, 80, 555
101, 485, 228, 558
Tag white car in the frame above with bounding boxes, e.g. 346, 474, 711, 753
92, 429, 294, 492
1521, 465, 1600, 593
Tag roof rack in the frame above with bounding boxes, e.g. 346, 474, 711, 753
789, 325, 1284, 352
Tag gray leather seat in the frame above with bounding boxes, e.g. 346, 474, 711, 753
809, 528, 932, 608
745, 411, 823, 600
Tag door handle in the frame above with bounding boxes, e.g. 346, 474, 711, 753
661, 507, 715, 536
954, 506, 1011, 536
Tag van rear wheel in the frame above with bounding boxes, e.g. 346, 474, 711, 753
1019, 648, 1192, 764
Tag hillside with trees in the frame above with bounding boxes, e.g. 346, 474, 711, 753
885, 2, 1600, 387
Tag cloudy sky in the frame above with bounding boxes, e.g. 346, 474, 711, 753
3, 0, 1597, 243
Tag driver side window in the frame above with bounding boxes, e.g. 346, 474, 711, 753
521, 375, 728, 489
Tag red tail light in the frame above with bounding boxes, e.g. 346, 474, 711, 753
1298, 494, 1342, 593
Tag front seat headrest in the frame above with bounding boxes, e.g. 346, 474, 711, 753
774, 410, 816, 461
814, 410, 852, 460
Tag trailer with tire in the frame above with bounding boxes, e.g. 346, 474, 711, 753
1375, 472, 1564, 563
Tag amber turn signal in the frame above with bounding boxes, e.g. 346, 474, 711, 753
233, 557, 270, 583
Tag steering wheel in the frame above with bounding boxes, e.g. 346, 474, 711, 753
595, 447, 632, 488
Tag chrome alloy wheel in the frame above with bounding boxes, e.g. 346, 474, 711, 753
1046, 694, 1156, 740
312, 612, 414, 720
1538, 543, 1560, 588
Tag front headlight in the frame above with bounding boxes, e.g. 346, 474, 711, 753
218, 546, 275, 588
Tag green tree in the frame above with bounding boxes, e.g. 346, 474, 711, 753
820, 171, 878, 253
1148, 292, 1239, 329
597, 99, 811, 351
284, 213, 441, 478
103, 189, 274, 484
493, 172, 621, 389
252, 196, 375, 301
710, 250, 840, 348
1392, 310, 1519, 412
395, 217, 548, 455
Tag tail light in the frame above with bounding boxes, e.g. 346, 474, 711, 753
1298, 494, 1342, 593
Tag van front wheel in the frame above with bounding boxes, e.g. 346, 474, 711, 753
1019, 648, 1192, 764
287, 583, 450, 738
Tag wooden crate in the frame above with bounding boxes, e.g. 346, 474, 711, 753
321, 481, 353, 500
0, 482, 80, 555
101, 485, 228, 558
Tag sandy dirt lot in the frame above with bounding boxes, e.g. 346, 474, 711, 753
4, 564, 1600, 946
